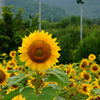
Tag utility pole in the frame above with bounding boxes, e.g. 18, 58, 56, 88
29, 14, 32, 27
51, 14, 53, 25
0, 0, 4, 19
77, 0, 84, 41
39, 1, 41, 33
80, 4, 82, 41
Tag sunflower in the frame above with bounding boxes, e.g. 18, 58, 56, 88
18, 30, 61, 71
9, 51, 16, 58
92, 78, 100, 89
90, 63, 99, 73
0, 66, 10, 86
7, 60, 18, 70
18, 66, 26, 73
2, 53, 6, 56
86, 95, 100, 100
97, 71, 100, 78
79, 59, 89, 70
88, 54, 96, 61
81, 70, 91, 82
69, 81, 76, 87
79, 83, 92, 96
12, 95, 26, 100
65, 64, 73, 74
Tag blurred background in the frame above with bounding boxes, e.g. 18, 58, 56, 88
0, 0, 100, 64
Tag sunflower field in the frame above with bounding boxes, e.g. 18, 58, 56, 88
0, 30, 100, 100
0, 5, 100, 100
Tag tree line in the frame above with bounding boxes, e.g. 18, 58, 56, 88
0, 5, 100, 64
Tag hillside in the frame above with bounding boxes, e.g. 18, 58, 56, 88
5, 0, 69, 20
35, 0, 100, 18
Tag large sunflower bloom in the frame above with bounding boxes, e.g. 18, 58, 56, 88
0, 66, 10, 86
18, 30, 61, 71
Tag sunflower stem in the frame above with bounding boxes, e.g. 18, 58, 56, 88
36, 70, 39, 95
1, 86, 4, 96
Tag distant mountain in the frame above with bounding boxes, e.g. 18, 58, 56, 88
5, 0, 69, 20
35, 0, 100, 18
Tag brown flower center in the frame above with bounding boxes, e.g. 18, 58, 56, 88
84, 73, 89, 80
10, 62, 15, 67
83, 86, 87, 91
92, 65, 98, 71
90, 55, 94, 59
28, 40, 51, 63
11, 52, 16, 56
82, 61, 87, 68
0, 70, 6, 83
69, 83, 74, 87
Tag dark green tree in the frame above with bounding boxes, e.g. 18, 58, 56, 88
13, 7, 23, 31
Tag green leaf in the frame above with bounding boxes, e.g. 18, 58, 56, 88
21, 87, 36, 100
7, 73, 26, 87
93, 89, 100, 95
55, 96, 66, 100
7, 70, 19, 73
21, 87, 56, 100
38, 87, 56, 100
47, 68, 69, 86
2, 87, 21, 100
47, 84, 59, 89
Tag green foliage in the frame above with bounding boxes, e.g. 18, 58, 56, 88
56, 17, 70, 28
74, 35, 100, 62
48, 68, 69, 86
13, 7, 23, 30
41, 20, 50, 29
8, 73, 26, 87
21, 87, 56, 100
2, 88, 21, 100
0, 5, 39, 54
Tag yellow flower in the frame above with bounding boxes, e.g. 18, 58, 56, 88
79, 83, 92, 96
65, 64, 73, 74
9, 51, 16, 58
86, 95, 100, 100
88, 54, 96, 61
2, 53, 6, 56
92, 78, 100, 89
90, 63, 99, 73
3, 60, 6, 65
0, 66, 10, 86
12, 58, 17, 63
18, 30, 61, 71
69, 81, 76, 87
97, 71, 100, 78
18, 66, 26, 73
81, 70, 91, 82
7, 60, 18, 70
12, 95, 26, 100
79, 59, 89, 70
